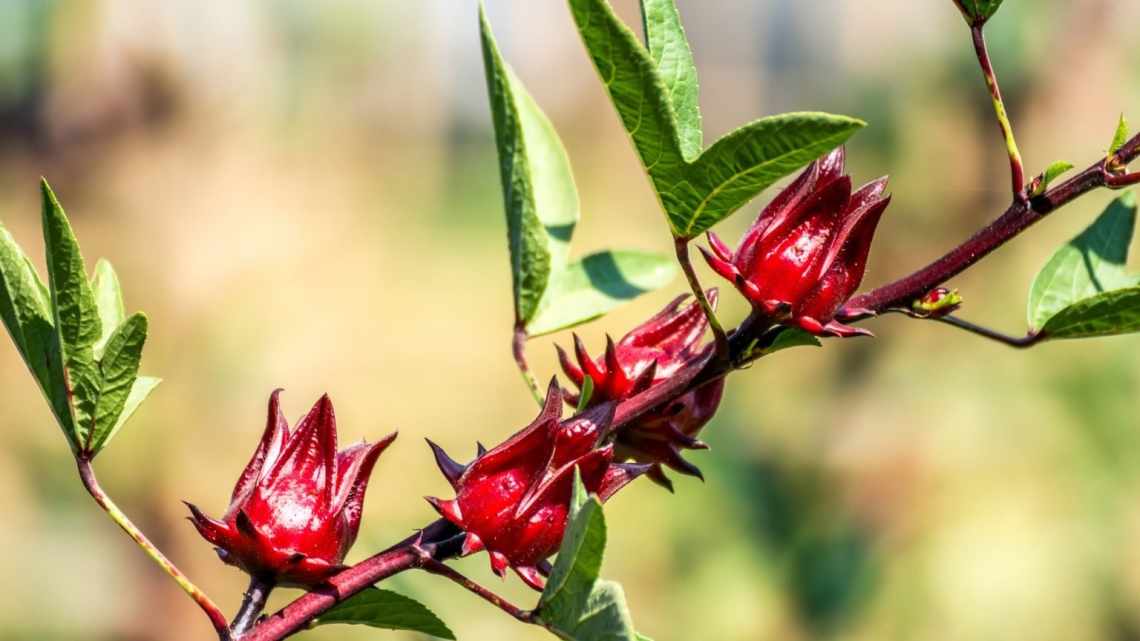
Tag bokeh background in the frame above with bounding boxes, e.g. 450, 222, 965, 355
1, 1, 1139, 640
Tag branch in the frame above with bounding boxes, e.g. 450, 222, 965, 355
76, 458, 231, 640
512, 324, 544, 407
841, 130, 1140, 317
674, 236, 729, 361
240, 519, 462, 641
972, 24, 1026, 202
231, 577, 275, 637
416, 555, 535, 624
242, 132, 1140, 641
931, 315, 1043, 348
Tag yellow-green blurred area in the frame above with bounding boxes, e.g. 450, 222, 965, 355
2, 1, 1140, 640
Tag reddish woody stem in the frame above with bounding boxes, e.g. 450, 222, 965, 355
842, 131, 1140, 317
674, 236, 730, 362
76, 457, 232, 640
241, 519, 462, 641
244, 132, 1140, 641
512, 323, 545, 407
417, 555, 535, 623
972, 25, 1026, 202
1106, 170, 1140, 189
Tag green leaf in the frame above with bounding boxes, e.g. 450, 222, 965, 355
0, 225, 71, 438
537, 469, 647, 641
952, 0, 1005, 25
639, 0, 701, 161
1109, 114, 1129, 158
481, 6, 580, 324
42, 180, 103, 447
91, 259, 126, 359
316, 588, 455, 640
1027, 192, 1140, 331
1030, 161, 1074, 197
525, 250, 677, 336
672, 114, 863, 237
98, 376, 161, 452
568, 0, 863, 238
88, 313, 148, 454
1039, 287, 1140, 339
762, 327, 822, 356
542, 469, 605, 601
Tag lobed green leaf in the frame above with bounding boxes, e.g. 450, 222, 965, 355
42, 179, 103, 447
91, 259, 126, 359
89, 313, 148, 454
316, 588, 455, 640
0, 225, 71, 439
639, 0, 702, 161
1, 181, 158, 455
568, 0, 863, 238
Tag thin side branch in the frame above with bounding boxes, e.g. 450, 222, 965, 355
674, 236, 729, 361
972, 24, 1026, 202
512, 324, 544, 407
417, 555, 535, 623
76, 458, 232, 640
932, 315, 1043, 348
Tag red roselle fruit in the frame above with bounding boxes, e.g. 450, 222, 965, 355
186, 391, 397, 586
425, 381, 648, 590
556, 292, 725, 491
700, 147, 891, 338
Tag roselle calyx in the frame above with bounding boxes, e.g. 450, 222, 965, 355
425, 381, 647, 590
186, 391, 396, 586
556, 292, 725, 491
701, 147, 891, 338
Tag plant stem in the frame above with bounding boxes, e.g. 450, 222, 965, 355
972, 24, 1025, 202
241, 519, 462, 641
932, 315, 1043, 348
841, 130, 1140, 317
245, 135, 1140, 641
231, 577, 275, 637
674, 236, 729, 362
1105, 170, 1140, 189
512, 324, 544, 407
418, 557, 534, 623
76, 457, 231, 640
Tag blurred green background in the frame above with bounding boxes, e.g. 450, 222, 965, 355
1, 1, 1139, 640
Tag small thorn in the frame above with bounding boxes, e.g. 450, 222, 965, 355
425, 496, 463, 524
489, 551, 511, 577
425, 439, 466, 488
515, 566, 547, 591
462, 532, 485, 556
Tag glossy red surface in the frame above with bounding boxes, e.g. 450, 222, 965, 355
426, 383, 646, 590
702, 147, 892, 337
556, 294, 725, 491
186, 391, 396, 586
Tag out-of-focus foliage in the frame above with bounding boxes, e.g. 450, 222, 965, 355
0, 1, 1139, 641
